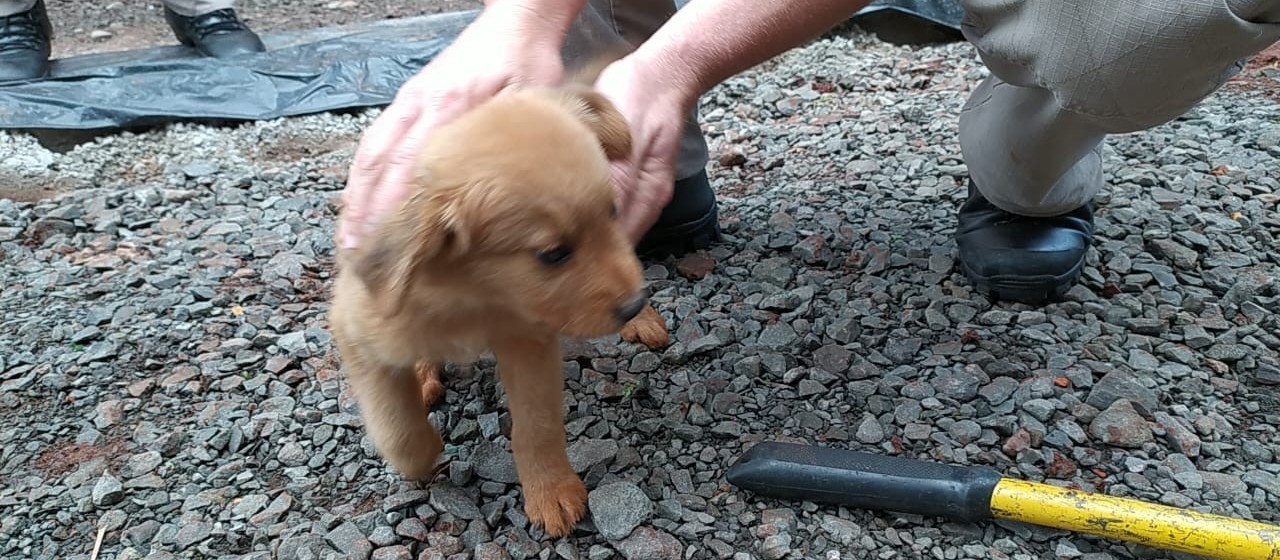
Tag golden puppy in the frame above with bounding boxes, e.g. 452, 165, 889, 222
328, 69, 670, 537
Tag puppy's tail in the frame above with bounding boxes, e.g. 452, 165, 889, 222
563, 44, 633, 86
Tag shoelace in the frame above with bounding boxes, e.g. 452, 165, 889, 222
0, 11, 46, 53
185, 9, 249, 39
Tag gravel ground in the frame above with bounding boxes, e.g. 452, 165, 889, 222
3, 23, 1280, 560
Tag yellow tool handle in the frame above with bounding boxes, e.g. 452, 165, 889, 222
990, 479, 1280, 560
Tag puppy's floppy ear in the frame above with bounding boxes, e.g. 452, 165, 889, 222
352, 174, 468, 316
558, 85, 633, 161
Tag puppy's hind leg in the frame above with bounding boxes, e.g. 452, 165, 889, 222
620, 303, 669, 349
347, 361, 444, 480
493, 333, 587, 538
415, 360, 447, 407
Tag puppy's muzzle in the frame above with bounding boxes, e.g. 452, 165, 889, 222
614, 292, 647, 323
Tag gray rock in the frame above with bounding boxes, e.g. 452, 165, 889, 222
856, 415, 885, 444
1242, 470, 1280, 497
122, 451, 163, 478
813, 344, 851, 373
1021, 399, 1057, 422
1154, 412, 1201, 457
1148, 238, 1199, 269
173, 521, 212, 550
758, 322, 798, 350
371, 546, 413, 560
1086, 370, 1159, 413
475, 542, 512, 560
947, 420, 982, 445
1089, 400, 1153, 448
752, 257, 794, 286
471, 441, 518, 484
616, 527, 682, 560
92, 473, 124, 507
429, 485, 483, 520
569, 439, 619, 473
760, 533, 792, 560
326, 521, 373, 560
383, 490, 431, 513
588, 482, 653, 541
1202, 472, 1249, 499
883, 337, 923, 364
183, 160, 219, 177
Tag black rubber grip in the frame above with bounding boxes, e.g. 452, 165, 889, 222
725, 441, 1002, 522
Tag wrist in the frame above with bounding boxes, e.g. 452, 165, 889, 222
618, 48, 702, 115
481, 0, 587, 46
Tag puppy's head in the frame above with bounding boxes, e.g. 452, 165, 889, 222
351, 85, 646, 338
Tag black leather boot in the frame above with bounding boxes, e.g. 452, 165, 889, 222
955, 179, 1094, 304
163, 7, 265, 58
0, 0, 52, 83
634, 169, 722, 259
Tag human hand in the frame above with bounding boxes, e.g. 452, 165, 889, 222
593, 55, 697, 244
337, 3, 570, 250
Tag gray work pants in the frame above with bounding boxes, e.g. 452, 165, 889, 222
958, 0, 1280, 216
1, 0, 232, 17
568, 0, 1280, 214
567, 0, 711, 183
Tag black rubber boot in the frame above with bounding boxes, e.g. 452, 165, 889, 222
163, 7, 265, 58
634, 169, 721, 259
955, 179, 1094, 304
0, 0, 52, 83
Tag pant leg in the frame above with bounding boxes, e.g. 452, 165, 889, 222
0, 0, 35, 17
161, 0, 235, 17
957, 0, 1280, 217
564, 0, 710, 181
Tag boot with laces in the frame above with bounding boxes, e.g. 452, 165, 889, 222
0, 0, 52, 83
163, 6, 265, 58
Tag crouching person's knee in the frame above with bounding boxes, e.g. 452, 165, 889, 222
962, 0, 1280, 133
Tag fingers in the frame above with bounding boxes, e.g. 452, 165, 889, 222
340, 91, 427, 249
619, 164, 675, 244
609, 158, 637, 220
360, 107, 443, 233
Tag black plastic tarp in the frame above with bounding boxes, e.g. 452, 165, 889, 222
0, 0, 963, 137
0, 10, 479, 135
850, 0, 966, 44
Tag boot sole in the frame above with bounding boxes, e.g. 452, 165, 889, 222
959, 257, 1084, 305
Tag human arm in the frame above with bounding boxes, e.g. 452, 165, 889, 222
630, 0, 875, 102
595, 0, 875, 241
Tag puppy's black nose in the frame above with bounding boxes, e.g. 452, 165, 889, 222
615, 292, 647, 322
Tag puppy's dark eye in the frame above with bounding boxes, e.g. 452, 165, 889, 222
610, 204, 618, 219
535, 245, 574, 266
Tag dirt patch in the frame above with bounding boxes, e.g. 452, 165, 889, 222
1226, 42, 1280, 102
46, 0, 482, 59
256, 130, 357, 165
34, 438, 127, 478
1246, 42, 1280, 71
0, 172, 76, 203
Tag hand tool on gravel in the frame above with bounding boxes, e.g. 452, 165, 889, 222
726, 441, 1280, 560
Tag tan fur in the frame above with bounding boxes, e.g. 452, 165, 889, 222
329, 73, 669, 538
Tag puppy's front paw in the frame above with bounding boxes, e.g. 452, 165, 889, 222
523, 474, 588, 538
386, 427, 445, 481
620, 304, 669, 349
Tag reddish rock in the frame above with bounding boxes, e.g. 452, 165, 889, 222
1046, 451, 1078, 479
676, 252, 716, 281
717, 151, 747, 168
1002, 428, 1034, 456
1089, 400, 1153, 449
